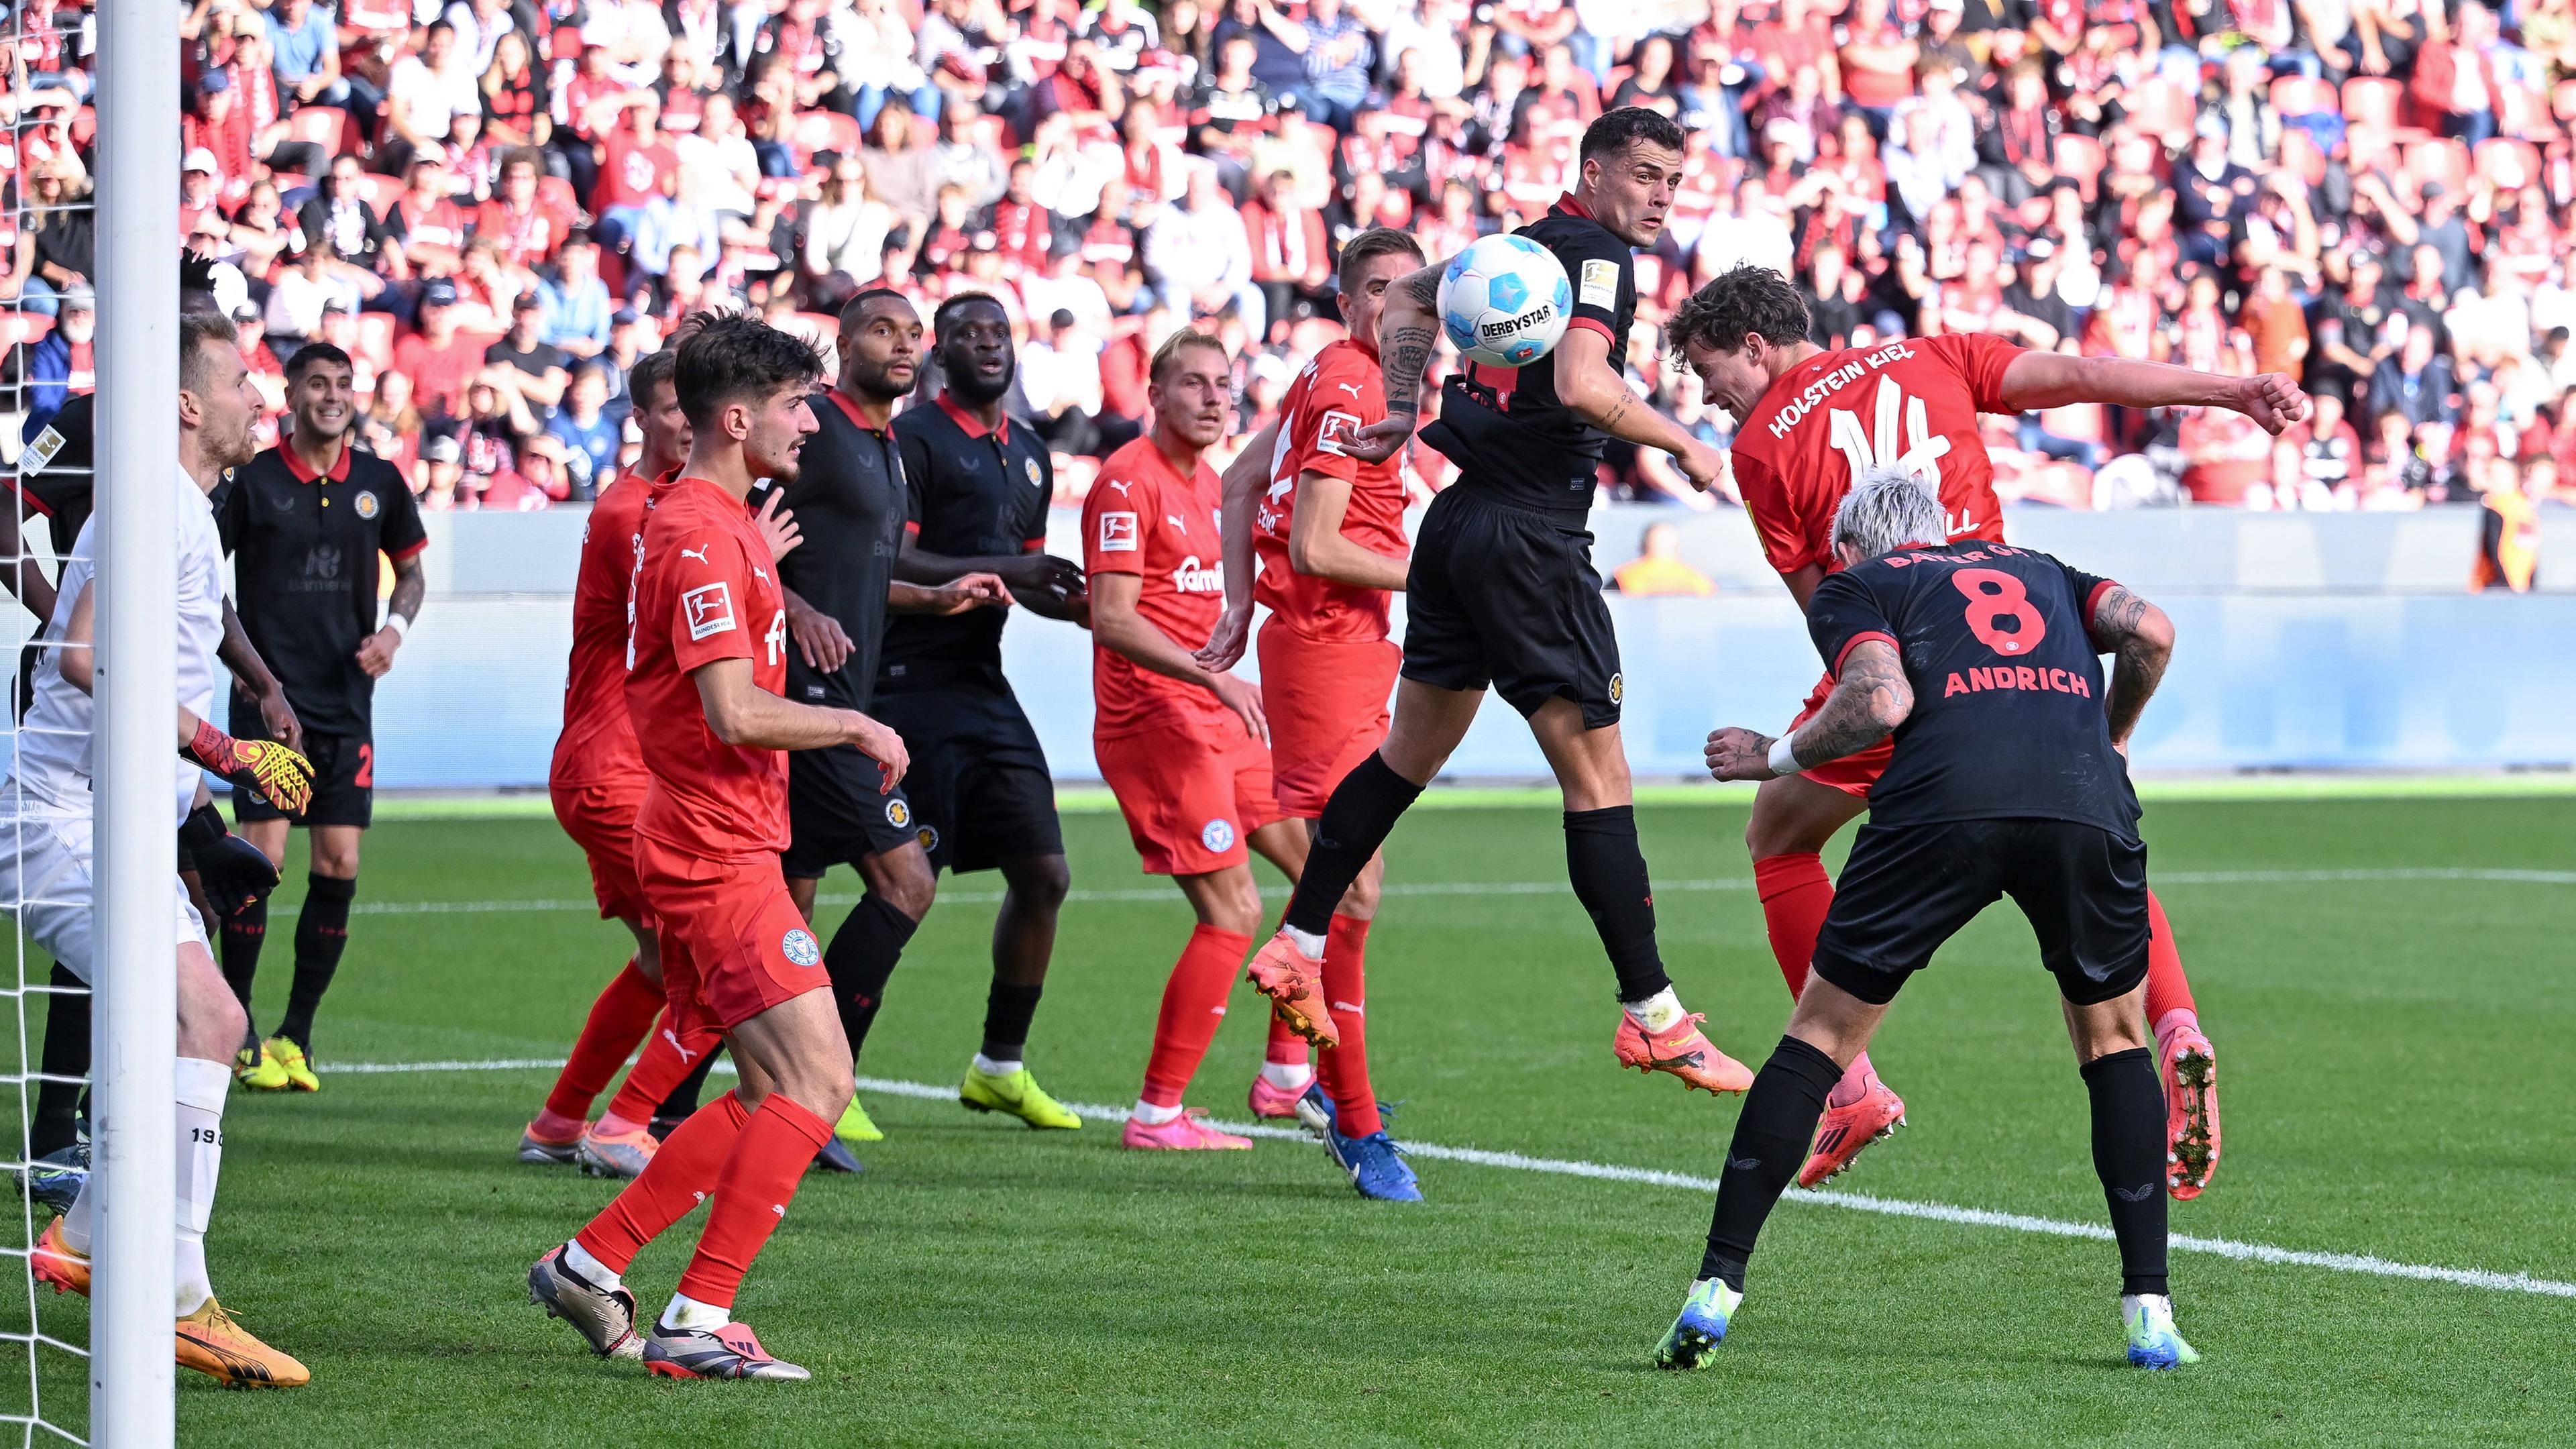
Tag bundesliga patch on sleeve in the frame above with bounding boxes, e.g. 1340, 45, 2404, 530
1097, 511, 1139, 552
1315, 410, 1362, 457
683, 581, 737, 639
1579, 259, 1619, 310
20, 425, 63, 470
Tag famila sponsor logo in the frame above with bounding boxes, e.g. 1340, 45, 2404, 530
1170, 555, 1223, 593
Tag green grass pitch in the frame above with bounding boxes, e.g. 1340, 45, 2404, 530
7, 792, 2575, 1446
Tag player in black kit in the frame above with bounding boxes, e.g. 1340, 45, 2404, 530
757, 288, 1010, 1150
1242, 108, 1750, 1097
881, 292, 1089, 1128
1660, 468, 2195, 1373
218, 342, 428, 1093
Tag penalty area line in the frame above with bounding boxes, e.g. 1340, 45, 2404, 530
335, 1057, 2576, 1303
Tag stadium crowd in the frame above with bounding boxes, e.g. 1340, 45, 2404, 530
3, 0, 2575, 547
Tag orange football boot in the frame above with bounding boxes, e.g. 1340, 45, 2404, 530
1244, 932, 1338, 1049
1613, 1012, 1754, 1095
1797, 1080, 1907, 1188
2161, 1022, 2220, 1199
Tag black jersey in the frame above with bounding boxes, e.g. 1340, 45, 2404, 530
754, 389, 907, 713
217, 439, 427, 735
11, 390, 93, 557
881, 392, 1052, 691
1421, 195, 1637, 517
1805, 541, 2139, 839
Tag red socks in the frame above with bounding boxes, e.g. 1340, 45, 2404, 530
543, 959, 664, 1124
601, 1014, 724, 1132
1316, 914, 1381, 1138
1140, 925, 1251, 1108
674, 1093, 835, 1308
1264, 1013, 1310, 1068
1753, 853, 1835, 996
2142, 890, 2197, 1028
576, 1090, 753, 1273
1754, 852, 1878, 1108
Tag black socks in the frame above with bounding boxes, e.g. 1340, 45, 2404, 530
30, 964, 88, 1157
1699, 1035, 1844, 1289
1283, 753, 1423, 936
276, 873, 355, 1051
1564, 806, 1671, 1002
979, 981, 1044, 1064
219, 897, 268, 1012
2083, 1046, 2170, 1297
825, 895, 920, 1061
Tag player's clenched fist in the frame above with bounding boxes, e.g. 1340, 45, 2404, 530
184, 718, 317, 815
1704, 726, 1779, 783
2229, 373, 2310, 435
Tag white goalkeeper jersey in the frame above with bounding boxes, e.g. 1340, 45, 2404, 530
11, 461, 227, 826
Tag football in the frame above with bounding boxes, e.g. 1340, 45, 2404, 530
1438, 233, 1573, 369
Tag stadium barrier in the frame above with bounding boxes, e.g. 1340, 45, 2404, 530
7, 506, 2569, 792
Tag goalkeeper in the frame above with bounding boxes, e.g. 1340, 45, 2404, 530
7, 312, 314, 1388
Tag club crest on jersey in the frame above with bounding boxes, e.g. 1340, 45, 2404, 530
354, 490, 380, 520
1201, 818, 1236, 853
1024, 457, 1042, 488
683, 582, 736, 639
1099, 511, 1138, 552
885, 798, 912, 828
781, 928, 821, 967
1316, 409, 1362, 457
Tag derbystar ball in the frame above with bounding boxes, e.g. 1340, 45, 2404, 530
1438, 232, 1574, 370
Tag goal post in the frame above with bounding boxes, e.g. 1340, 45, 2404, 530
91, 4, 180, 1444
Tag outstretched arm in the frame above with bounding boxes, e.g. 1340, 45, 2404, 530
2084, 584, 2175, 752
1705, 639, 1913, 780
1996, 352, 2311, 434
693, 655, 908, 786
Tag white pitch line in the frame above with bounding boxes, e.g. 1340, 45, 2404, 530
303, 867, 2575, 918
337, 1057, 2576, 1303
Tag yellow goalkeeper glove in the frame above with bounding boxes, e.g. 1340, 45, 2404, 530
183, 720, 316, 816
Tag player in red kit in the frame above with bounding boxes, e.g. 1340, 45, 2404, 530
1201, 229, 1426, 1199
1670, 266, 2310, 1196
521, 341, 806, 1177
1085, 329, 1310, 1152
527, 317, 908, 1381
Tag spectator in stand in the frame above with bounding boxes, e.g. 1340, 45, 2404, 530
481, 28, 551, 148
537, 233, 610, 360
271, 0, 360, 115
2372, 323, 2461, 431
419, 432, 466, 510
1610, 521, 1717, 595
459, 368, 537, 499
920, 0, 1002, 116
931, 103, 1012, 207
300, 154, 396, 272
1244, 168, 1330, 341
2275, 384, 2365, 509
486, 294, 572, 413
1277, 0, 1373, 131
1189, 33, 1273, 195
545, 362, 621, 501
4, 153, 93, 319
385, 157, 470, 280
1, 285, 93, 439
803, 152, 898, 286
264, 244, 357, 353
360, 368, 424, 486
471, 147, 564, 269
382, 20, 482, 174
1144, 162, 1260, 335
1020, 307, 1106, 455
391, 279, 486, 427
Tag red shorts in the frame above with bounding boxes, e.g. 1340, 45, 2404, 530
1258, 623, 1397, 818
633, 836, 829, 1036
1095, 720, 1283, 876
551, 777, 653, 924
1788, 670, 1892, 798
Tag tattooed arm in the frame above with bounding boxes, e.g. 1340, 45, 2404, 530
2084, 584, 2175, 752
1340, 264, 1444, 464
1705, 640, 1914, 781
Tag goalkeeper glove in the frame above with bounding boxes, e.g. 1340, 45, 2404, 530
183, 719, 315, 816
177, 802, 278, 920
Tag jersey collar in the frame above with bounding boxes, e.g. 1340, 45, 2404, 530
1551, 192, 1597, 221
824, 388, 896, 438
279, 435, 353, 484
936, 390, 1011, 444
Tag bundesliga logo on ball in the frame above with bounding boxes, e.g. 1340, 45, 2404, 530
1439, 233, 1573, 369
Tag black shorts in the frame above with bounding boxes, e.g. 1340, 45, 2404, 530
1811, 818, 2151, 1008
872, 683, 1063, 875
229, 730, 374, 828
1399, 486, 1623, 728
782, 742, 918, 879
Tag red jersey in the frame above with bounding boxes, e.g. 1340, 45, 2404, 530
1253, 339, 1407, 643
596, 132, 678, 213
1081, 436, 1232, 741
1729, 333, 2023, 579
548, 474, 650, 790
626, 476, 792, 857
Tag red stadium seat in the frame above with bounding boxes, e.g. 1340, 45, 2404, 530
358, 172, 400, 219
2269, 75, 2337, 118
2123, 80, 2196, 147
2557, 77, 2576, 123
288, 105, 348, 148
2403, 138, 2469, 196
794, 109, 863, 158
2053, 133, 2106, 202
2494, 81, 2554, 141
2341, 76, 2405, 133
2473, 137, 2543, 191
